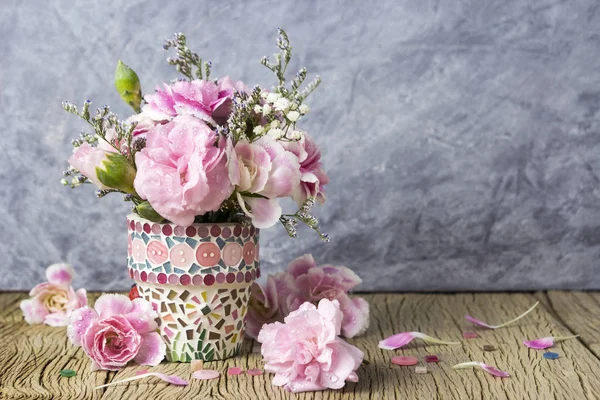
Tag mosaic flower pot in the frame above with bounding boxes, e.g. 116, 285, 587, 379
126, 214, 260, 362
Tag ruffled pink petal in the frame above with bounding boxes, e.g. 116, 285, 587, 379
67, 306, 98, 346
20, 298, 48, 324
44, 312, 69, 327
287, 254, 317, 278
94, 294, 133, 319
523, 337, 554, 350
45, 263, 74, 287
340, 297, 370, 338
126, 298, 159, 334
237, 194, 282, 229
75, 288, 88, 308
134, 332, 166, 366
378, 332, 416, 350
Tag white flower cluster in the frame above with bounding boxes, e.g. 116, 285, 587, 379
252, 89, 310, 140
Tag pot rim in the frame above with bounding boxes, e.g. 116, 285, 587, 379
127, 213, 255, 229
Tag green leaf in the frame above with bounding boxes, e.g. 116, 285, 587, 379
115, 60, 142, 113
59, 369, 77, 378
238, 191, 269, 199
136, 201, 165, 222
95, 152, 137, 194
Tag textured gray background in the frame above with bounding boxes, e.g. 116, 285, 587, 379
1, 0, 599, 291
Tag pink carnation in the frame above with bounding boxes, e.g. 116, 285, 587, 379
67, 294, 165, 371
258, 299, 363, 393
283, 132, 329, 205
20, 264, 87, 327
227, 135, 301, 228
134, 115, 233, 226
141, 76, 247, 126
68, 129, 120, 189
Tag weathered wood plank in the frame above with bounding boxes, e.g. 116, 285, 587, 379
546, 291, 600, 359
1, 292, 599, 400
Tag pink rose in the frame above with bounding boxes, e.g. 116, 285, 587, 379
258, 299, 363, 393
134, 115, 233, 226
141, 76, 248, 126
68, 129, 120, 189
20, 264, 87, 327
283, 132, 329, 205
228, 135, 301, 228
67, 294, 165, 371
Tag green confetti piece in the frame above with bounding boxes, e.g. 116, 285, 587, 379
60, 369, 77, 378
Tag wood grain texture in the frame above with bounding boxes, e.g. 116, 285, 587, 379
0, 292, 599, 399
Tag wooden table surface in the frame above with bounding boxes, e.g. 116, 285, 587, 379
1, 291, 599, 399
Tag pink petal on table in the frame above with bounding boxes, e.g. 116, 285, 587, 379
378, 331, 460, 350
192, 369, 220, 380
465, 301, 539, 329
523, 334, 579, 350
95, 372, 188, 389
452, 362, 510, 378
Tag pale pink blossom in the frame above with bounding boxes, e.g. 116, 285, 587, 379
228, 135, 300, 228
245, 275, 291, 339
20, 264, 87, 327
68, 128, 120, 189
141, 76, 247, 126
283, 132, 329, 205
258, 299, 363, 393
67, 294, 165, 371
284, 254, 369, 338
126, 113, 157, 137
134, 115, 233, 226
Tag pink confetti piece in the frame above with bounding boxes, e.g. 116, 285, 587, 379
463, 331, 478, 339
452, 362, 510, 378
247, 368, 264, 376
95, 371, 188, 389
227, 367, 243, 375
465, 301, 539, 329
192, 370, 220, 380
523, 334, 579, 350
378, 331, 460, 350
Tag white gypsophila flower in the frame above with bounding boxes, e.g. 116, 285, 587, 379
266, 92, 280, 104
291, 130, 303, 140
287, 110, 300, 122
71, 177, 81, 187
274, 98, 291, 111
289, 102, 298, 110
270, 120, 280, 129
253, 125, 265, 135
299, 104, 310, 114
254, 105, 262, 113
60, 178, 69, 186
268, 128, 283, 139
262, 104, 272, 116
261, 90, 269, 99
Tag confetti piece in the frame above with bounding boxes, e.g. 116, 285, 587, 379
392, 356, 418, 366
227, 367, 243, 376
523, 335, 579, 350
465, 301, 539, 329
424, 355, 439, 363
463, 331, 478, 339
193, 370, 220, 380
415, 366, 428, 374
59, 369, 76, 378
483, 345, 495, 352
191, 359, 204, 372
378, 332, 460, 350
95, 372, 188, 389
247, 368, 264, 376
543, 352, 560, 360
452, 362, 510, 378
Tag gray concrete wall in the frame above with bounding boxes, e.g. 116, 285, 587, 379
1, 0, 599, 291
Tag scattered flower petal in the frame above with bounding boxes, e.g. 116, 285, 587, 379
465, 301, 539, 329
193, 370, 221, 380
95, 372, 188, 389
59, 369, 77, 378
523, 335, 579, 350
378, 331, 460, 350
452, 362, 510, 378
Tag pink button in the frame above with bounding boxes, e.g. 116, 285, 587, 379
147, 241, 168, 265
131, 239, 146, 262
243, 242, 256, 265
392, 356, 418, 366
196, 243, 221, 267
170, 243, 194, 269
222, 243, 242, 266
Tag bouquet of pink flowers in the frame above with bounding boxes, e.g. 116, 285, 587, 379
62, 29, 328, 238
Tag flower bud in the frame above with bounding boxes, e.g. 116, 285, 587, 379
135, 201, 165, 222
114, 60, 142, 113
95, 153, 137, 194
